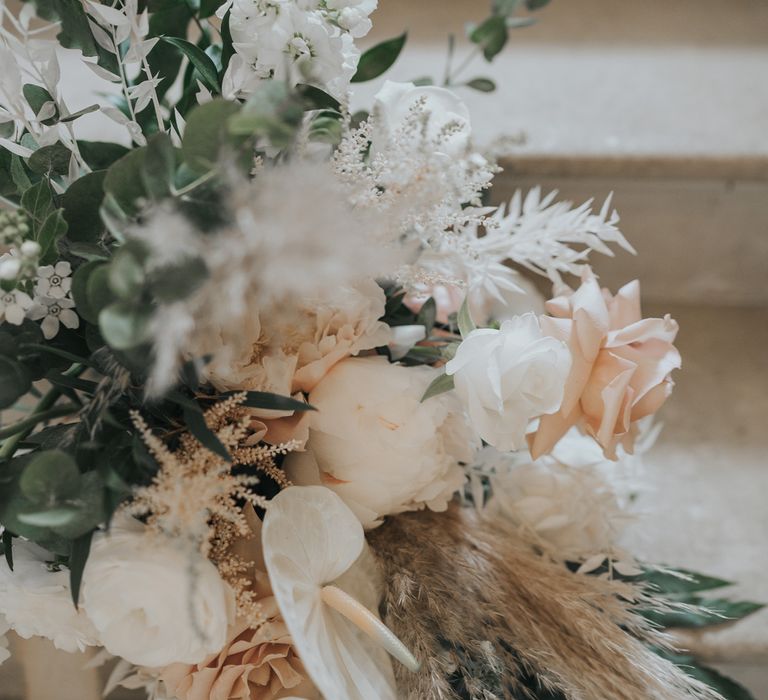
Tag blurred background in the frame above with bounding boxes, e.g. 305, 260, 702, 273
1, 0, 767, 698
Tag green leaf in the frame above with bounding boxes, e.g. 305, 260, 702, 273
1, 530, 13, 571
141, 132, 176, 199
71, 261, 112, 324
183, 404, 232, 462
466, 77, 497, 92
416, 297, 437, 334
297, 84, 341, 112
525, 0, 551, 9
103, 147, 147, 215
469, 16, 508, 62
199, 0, 222, 18
493, 0, 521, 14
146, 257, 208, 303
642, 597, 765, 629
352, 32, 407, 83
68, 529, 93, 608
62, 170, 106, 242
411, 76, 434, 86
160, 36, 221, 94
99, 300, 152, 351
0, 356, 32, 409
181, 99, 241, 173
228, 391, 316, 413
23, 84, 59, 125
21, 180, 54, 227
77, 141, 130, 170
683, 664, 756, 700
25, 0, 98, 56
220, 10, 235, 78
108, 244, 147, 300
421, 372, 455, 402
59, 103, 99, 123
457, 297, 477, 338
642, 567, 733, 595
17, 506, 79, 527
10, 155, 32, 192
228, 82, 305, 148
36, 209, 68, 264
19, 450, 80, 503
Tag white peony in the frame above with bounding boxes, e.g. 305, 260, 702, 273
285, 356, 477, 528
0, 539, 99, 653
445, 313, 571, 451
480, 429, 631, 562
81, 515, 234, 668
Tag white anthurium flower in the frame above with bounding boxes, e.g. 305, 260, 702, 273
0, 288, 33, 326
445, 313, 571, 451
0, 539, 100, 653
27, 295, 79, 339
262, 486, 418, 700
81, 514, 235, 668
35, 260, 72, 299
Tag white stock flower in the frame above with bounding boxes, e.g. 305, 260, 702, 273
0, 539, 99, 653
285, 356, 477, 528
0, 288, 33, 325
229, 2, 359, 99
481, 429, 631, 562
35, 260, 72, 298
27, 295, 78, 339
445, 313, 571, 451
81, 515, 235, 668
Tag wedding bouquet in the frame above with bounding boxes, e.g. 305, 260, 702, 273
0, 1, 761, 699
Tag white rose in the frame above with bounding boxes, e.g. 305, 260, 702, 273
285, 356, 477, 528
371, 81, 473, 163
82, 515, 234, 668
445, 313, 571, 451
0, 539, 99, 653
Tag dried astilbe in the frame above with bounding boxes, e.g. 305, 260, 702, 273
126, 393, 297, 557
369, 504, 723, 700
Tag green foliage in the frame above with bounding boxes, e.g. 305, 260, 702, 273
181, 99, 241, 173
457, 297, 477, 338
466, 77, 497, 92
0, 356, 32, 409
352, 32, 407, 83
23, 84, 59, 125
229, 82, 306, 149
469, 16, 508, 62
160, 36, 222, 94
421, 372, 455, 402
62, 171, 107, 242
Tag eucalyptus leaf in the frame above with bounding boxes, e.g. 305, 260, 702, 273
21, 181, 54, 227
62, 170, 106, 242
141, 132, 176, 199
468, 16, 508, 62
457, 297, 477, 338
421, 372, 455, 402
352, 32, 407, 83
0, 356, 32, 410
181, 99, 241, 173
466, 77, 496, 92
416, 297, 437, 334
146, 257, 207, 303
19, 450, 80, 503
23, 84, 59, 125
99, 300, 152, 351
36, 209, 68, 264
103, 147, 147, 215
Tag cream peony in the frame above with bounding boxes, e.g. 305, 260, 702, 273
530, 270, 680, 460
81, 515, 234, 668
0, 539, 99, 653
445, 313, 571, 452
285, 356, 477, 528
291, 279, 391, 394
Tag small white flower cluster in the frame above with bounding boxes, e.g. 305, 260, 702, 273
223, 0, 376, 100
0, 252, 78, 340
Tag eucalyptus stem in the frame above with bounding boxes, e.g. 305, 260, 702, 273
0, 364, 84, 461
0, 403, 80, 441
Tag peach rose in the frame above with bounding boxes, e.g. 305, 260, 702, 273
530, 270, 680, 460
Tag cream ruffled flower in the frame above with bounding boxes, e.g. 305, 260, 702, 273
81, 515, 235, 668
285, 356, 477, 528
446, 313, 571, 452
0, 539, 99, 653
530, 269, 680, 460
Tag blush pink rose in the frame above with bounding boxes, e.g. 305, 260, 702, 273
530, 270, 680, 460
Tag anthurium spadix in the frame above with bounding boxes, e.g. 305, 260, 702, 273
262, 486, 418, 700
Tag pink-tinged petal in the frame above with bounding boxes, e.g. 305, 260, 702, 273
608, 279, 641, 328
544, 294, 572, 319
528, 402, 582, 460
606, 315, 678, 348
59, 309, 79, 330
40, 315, 59, 339
630, 376, 674, 422
4, 303, 25, 325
